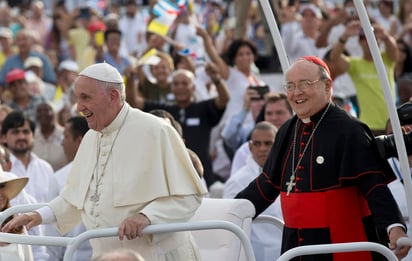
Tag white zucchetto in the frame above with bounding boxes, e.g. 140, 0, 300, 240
79, 63, 123, 84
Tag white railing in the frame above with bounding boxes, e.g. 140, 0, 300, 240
253, 214, 284, 231
277, 242, 398, 261
1, 206, 408, 261
0, 203, 256, 261
0, 203, 47, 224
253, 214, 408, 261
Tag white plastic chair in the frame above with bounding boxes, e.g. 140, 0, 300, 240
190, 198, 256, 261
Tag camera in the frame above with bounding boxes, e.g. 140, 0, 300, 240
248, 85, 269, 101
375, 101, 412, 159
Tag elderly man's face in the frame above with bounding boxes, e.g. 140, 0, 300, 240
249, 128, 276, 167
285, 60, 331, 120
36, 103, 54, 127
74, 76, 116, 131
171, 73, 194, 103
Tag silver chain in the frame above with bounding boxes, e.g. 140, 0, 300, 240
90, 109, 129, 204
287, 102, 331, 195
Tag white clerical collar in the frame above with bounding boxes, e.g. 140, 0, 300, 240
100, 103, 129, 135
301, 118, 311, 123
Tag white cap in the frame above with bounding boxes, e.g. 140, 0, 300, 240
58, 60, 79, 72
79, 63, 123, 84
0, 27, 12, 38
299, 4, 322, 19
24, 56, 43, 68
104, 12, 119, 23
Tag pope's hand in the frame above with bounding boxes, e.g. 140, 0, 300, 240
1, 212, 42, 232
118, 213, 151, 240
389, 226, 411, 260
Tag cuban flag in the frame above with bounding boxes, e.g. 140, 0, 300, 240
152, 0, 180, 17
176, 0, 188, 11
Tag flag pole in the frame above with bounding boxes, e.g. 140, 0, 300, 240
257, 0, 290, 73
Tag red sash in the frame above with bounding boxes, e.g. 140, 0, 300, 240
281, 187, 372, 261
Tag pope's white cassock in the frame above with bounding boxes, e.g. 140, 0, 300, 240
46, 162, 92, 261
40, 103, 208, 260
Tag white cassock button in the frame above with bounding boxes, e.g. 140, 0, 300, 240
316, 156, 324, 164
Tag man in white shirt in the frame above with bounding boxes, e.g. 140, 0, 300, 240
47, 116, 92, 260
1, 111, 54, 203
224, 121, 282, 260
33, 102, 67, 171
281, 4, 327, 63
118, 0, 148, 57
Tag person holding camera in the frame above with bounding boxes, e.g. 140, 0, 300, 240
229, 93, 294, 178
221, 87, 267, 157
236, 56, 410, 260
377, 108, 412, 260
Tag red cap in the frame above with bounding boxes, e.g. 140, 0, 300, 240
300, 56, 331, 79
6, 68, 25, 84
88, 21, 106, 33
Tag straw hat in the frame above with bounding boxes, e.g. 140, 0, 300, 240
0, 172, 28, 200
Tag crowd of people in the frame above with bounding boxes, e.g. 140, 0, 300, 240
0, 0, 410, 260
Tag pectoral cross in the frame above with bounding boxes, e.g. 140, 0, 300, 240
90, 193, 99, 215
90, 193, 99, 203
286, 176, 296, 196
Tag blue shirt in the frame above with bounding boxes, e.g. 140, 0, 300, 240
221, 109, 254, 152
100, 52, 131, 75
8, 95, 46, 122
0, 51, 57, 86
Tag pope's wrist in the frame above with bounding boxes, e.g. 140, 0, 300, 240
139, 212, 151, 225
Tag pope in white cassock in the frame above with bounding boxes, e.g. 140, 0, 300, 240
2, 63, 208, 260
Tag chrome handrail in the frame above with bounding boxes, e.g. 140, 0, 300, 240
253, 215, 284, 231
277, 242, 398, 261
0, 220, 256, 261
